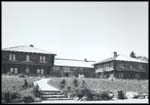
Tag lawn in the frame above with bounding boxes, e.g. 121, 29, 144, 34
2, 75, 40, 93
1, 75, 41, 103
48, 78, 148, 94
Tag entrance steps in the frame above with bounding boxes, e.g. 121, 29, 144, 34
39, 90, 73, 101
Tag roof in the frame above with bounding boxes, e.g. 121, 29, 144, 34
2, 45, 56, 55
54, 58, 95, 68
94, 54, 148, 65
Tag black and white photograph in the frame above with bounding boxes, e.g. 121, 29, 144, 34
1, 1, 149, 104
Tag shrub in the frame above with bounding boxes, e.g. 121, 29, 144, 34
76, 88, 85, 101
85, 89, 96, 101
81, 80, 86, 88
2, 76, 39, 103
33, 84, 40, 97
117, 90, 126, 99
2, 91, 22, 103
67, 86, 71, 92
23, 96, 34, 103
98, 91, 114, 100
60, 79, 66, 90
11, 92, 21, 100
73, 79, 78, 88
2, 91, 11, 103
75, 88, 99, 101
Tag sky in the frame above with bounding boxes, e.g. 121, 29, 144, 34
2, 2, 148, 62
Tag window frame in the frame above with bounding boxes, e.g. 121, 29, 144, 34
26, 55, 30, 62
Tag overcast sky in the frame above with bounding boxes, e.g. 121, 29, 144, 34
2, 2, 148, 61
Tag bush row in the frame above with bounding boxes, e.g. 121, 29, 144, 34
59, 79, 148, 101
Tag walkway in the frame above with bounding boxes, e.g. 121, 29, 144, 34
33, 78, 59, 91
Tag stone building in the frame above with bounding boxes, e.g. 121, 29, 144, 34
94, 52, 149, 79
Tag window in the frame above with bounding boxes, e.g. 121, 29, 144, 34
118, 61, 124, 68
53, 67, 60, 71
26, 68, 29, 73
37, 69, 44, 74
40, 56, 46, 63
14, 68, 18, 74
41, 69, 44, 74
135, 74, 140, 79
121, 62, 125, 68
26, 55, 30, 61
125, 62, 129, 68
13, 54, 16, 61
63, 67, 70, 72
130, 64, 133, 69
37, 69, 40, 74
109, 62, 113, 67
10, 68, 14, 73
73, 67, 77, 70
104, 63, 109, 67
43, 56, 46, 62
80, 68, 84, 70
9, 54, 12, 61
138, 64, 143, 69
10, 67, 18, 74
118, 73, 124, 78
40, 56, 42, 62
9, 54, 16, 61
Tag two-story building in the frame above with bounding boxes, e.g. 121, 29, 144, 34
2, 45, 56, 76
93, 52, 149, 79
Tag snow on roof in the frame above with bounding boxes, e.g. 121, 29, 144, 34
94, 54, 148, 65
54, 58, 95, 68
2, 45, 56, 55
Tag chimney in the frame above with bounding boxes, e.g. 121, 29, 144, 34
113, 51, 118, 58
30, 44, 34, 47
84, 58, 88, 62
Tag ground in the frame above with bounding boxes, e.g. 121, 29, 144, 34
48, 77, 148, 93
2, 75, 149, 103
39, 99, 148, 103
34, 77, 149, 104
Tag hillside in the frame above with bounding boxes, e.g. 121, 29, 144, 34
48, 78, 148, 94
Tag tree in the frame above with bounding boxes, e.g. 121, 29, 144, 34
73, 79, 78, 88
60, 79, 66, 90
130, 51, 136, 58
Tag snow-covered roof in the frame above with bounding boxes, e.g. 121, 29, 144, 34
54, 58, 95, 68
94, 54, 148, 65
2, 45, 56, 55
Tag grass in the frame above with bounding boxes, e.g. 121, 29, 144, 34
1, 75, 41, 103
48, 78, 148, 94
2, 75, 40, 93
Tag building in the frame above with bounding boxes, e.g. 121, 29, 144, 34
93, 52, 149, 79
2, 45, 56, 76
51, 58, 96, 78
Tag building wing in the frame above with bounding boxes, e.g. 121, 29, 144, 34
54, 58, 95, 68
94, 54, 148, 65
